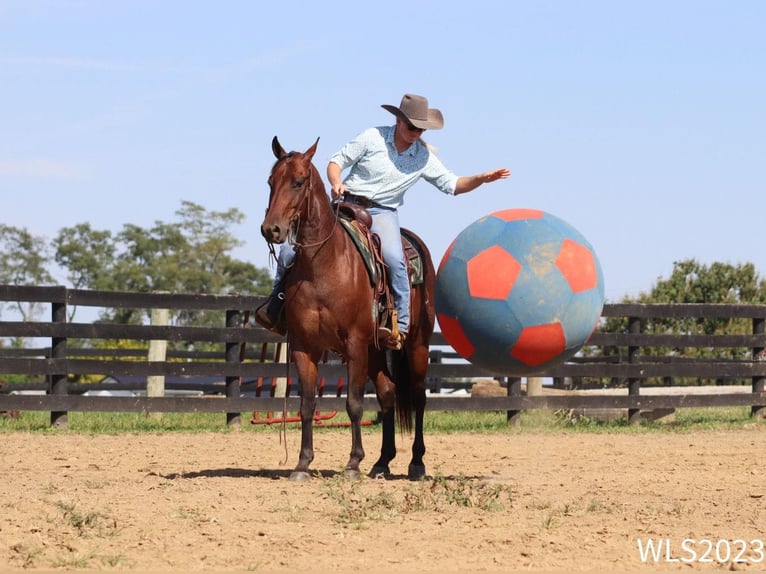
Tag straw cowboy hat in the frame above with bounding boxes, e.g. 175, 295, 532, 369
381, 93, 444, 130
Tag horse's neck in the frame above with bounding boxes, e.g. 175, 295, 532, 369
296, 174, 338, 248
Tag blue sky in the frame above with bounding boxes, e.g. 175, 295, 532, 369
1, 0, 764, 302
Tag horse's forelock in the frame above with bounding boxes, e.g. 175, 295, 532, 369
269, 151, 297, 175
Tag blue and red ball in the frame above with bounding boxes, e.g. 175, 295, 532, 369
435, 208, 605, 376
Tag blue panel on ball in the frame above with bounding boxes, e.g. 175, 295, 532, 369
448, 215, 510, 261
507, 264, 572, 327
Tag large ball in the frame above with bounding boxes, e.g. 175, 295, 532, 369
435, 208, 605, 376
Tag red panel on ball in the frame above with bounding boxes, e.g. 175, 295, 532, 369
466, 246, 522, 300
436, 314, 475, 359
555, 239, 598, 293
493, 208, 544, 222
510, 323, 566, 366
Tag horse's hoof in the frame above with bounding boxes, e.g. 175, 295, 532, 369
408, 463, 427, 481
368, 465, 391, 479
289, 471, 312, 482
345, 469, 362, 481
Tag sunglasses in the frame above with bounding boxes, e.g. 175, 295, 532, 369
404, 121, 425, 133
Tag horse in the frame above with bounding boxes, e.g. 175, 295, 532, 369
260, 136, 436, 481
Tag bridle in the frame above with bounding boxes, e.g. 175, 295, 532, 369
266, 153, 339, 254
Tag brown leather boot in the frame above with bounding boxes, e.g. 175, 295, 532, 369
255, 293, 287, 336
377, 326, 407, 350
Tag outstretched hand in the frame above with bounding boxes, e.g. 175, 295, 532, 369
482, 168, 511, 183
455, 168, 512, 195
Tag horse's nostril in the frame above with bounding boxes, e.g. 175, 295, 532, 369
261, 223, 282, 243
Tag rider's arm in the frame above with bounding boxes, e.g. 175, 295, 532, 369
327, 161, 345, 200
454, 168, 511, 195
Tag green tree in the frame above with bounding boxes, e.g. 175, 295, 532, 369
53, 223, 115, 290
596, 259, 766, 383
0, 224, 55, 347
53, 201, 273, 326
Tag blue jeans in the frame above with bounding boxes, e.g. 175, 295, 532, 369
271, 206, 410, 334
368, 206, 409, 334
272, 243, 296, 288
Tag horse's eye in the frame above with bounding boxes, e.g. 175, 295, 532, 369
292, 179, 304, 189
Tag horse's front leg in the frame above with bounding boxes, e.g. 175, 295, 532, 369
344, 342, 370, 479
290, 350, 318, 481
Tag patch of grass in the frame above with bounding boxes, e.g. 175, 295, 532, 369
51, 550, 96, 568
540, 513, 555, 529
0, 405, 763, 434
586, 498, 604, 513
9, 543, 44, 568
53, 499, 118, 537
425, 474, 513, 512
321, 473, 512, 526
101, 553, 129, 568
322, 475, 398, 526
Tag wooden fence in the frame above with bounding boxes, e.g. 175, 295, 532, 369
0, 285, 765, 427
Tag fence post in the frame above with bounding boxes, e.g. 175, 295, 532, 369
627, 316, 642, 426
49, 294, 68, 428
752, 317, 765, 419
146, 305, 169, 419
506, 377, 522, 426
225, 310, 242, 427
273, 342, 288, 398
428, 349, 444, 394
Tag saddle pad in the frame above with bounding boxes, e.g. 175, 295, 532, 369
338, 217, 379, 285
401, 229, 424, 286
338, 218, 424, 287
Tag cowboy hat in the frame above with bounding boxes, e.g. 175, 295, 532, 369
381, 93, 444, 130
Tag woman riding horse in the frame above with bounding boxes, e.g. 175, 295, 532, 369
256, 93, 510, 349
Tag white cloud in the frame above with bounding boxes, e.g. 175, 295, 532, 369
0, 159, 85, 180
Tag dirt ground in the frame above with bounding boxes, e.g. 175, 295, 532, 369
2, 424, 766, 573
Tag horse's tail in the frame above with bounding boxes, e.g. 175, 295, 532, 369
392, 348, 414, 434
393, 227, 436, 435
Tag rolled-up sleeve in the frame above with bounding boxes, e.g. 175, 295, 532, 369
328, 129, 371, 170
421, 153, 459, 195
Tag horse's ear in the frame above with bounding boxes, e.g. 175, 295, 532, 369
272, 136, 286, 159
304, 137, 320, 161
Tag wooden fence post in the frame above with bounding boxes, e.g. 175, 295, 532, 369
527, 377, 544, 396
49, 293, 68, 428
506, 377, 522, 426
225, 310, 242, 427
752, 316, 765, 419
428, 349, 444, 394
627, 316, 642, 426
273, 342, 288, 398
146, 305, 169, 419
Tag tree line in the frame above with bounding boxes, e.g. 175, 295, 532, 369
2, 198, 766, 351
596, 259, 766, 364
0, 200, 273, 328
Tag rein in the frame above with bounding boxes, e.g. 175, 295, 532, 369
287, 167, 340, 252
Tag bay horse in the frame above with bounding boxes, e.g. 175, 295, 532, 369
260, 136, 435, 481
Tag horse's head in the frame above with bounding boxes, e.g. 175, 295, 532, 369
261, 136, 320, 244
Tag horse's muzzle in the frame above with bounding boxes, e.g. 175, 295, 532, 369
260, 222, 287, 244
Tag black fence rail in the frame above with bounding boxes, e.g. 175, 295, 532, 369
1, 285, 765, 427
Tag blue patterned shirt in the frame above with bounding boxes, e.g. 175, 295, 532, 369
327, 125, 459, 209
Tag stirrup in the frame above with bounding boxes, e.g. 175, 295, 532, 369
255, 293, 287, 336
378, 327, 406, 350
